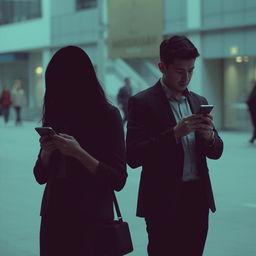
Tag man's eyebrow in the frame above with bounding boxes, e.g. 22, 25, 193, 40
175, 67, 195, 71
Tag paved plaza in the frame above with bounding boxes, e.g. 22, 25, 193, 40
0, 120, 255, 255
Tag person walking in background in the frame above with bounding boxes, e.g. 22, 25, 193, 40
246, 79, 256, 144
33, 46, 127, 256
117, 77, 132, 124
0, 86, 12, 124
126, 35, 224, 255
11, 79, 27, 126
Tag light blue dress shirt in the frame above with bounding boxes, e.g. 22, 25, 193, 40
160, 79, 200, 181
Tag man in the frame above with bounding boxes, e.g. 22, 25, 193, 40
126, 35, 223, 255
117, 77, 132, 123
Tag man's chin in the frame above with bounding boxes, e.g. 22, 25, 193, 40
178, 85, 188, 91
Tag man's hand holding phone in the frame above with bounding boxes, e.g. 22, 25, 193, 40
174, 115, 206, 139
196, 114, 215, 143
173, 104, 215, 144
195, 105, 215, 143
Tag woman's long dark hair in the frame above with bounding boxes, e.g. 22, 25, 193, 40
42, 46, 108, 131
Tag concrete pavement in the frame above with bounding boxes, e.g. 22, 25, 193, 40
0, 119, 255, 255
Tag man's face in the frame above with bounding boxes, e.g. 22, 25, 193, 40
158, 58, 195, 95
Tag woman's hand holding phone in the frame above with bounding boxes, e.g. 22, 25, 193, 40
35, 127, 58, 165
51, 133, 83, 158
39, 136, 58, 165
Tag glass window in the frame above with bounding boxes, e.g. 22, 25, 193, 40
224, 57, 256, 130
76, 0, 97, 10
0, 0, 41, 26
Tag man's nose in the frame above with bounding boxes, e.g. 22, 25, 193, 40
181, 72, 189, 81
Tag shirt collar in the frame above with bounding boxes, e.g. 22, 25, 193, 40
160, 78, 189, 101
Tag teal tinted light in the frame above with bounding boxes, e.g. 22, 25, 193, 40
230, 46, 238, 55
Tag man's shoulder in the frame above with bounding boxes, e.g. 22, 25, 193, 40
189, 91, 207, 101
132, 82, 159, 101
103, 102, 119, 115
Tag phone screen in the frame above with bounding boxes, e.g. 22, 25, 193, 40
196, 105, 214, 115
35, 127, 56, 136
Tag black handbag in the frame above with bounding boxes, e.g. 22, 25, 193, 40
102, 193, 133, 255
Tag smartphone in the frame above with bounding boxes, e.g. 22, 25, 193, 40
35, 127, 57, 136
196, 105, 214, 115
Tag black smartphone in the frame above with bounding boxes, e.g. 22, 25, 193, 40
35, 127, 57, 136
196, 105, 214, 115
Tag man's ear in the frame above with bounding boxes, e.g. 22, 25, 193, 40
158, 62, 166, 74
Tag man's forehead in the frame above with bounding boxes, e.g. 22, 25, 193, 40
170, 59, 195, 69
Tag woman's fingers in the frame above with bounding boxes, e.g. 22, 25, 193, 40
39, 135, 52, 143
58, 133, 73, 139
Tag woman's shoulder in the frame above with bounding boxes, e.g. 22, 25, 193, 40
102, 102, 120, 115
100, 103, 122, 123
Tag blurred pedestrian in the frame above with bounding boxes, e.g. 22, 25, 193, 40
246, 79, 256, 144
117, 77, 132, 124
126, 35, 224, 256
0, 86, 12, 124
33, 46, 127, 256
11, 80, 27, 126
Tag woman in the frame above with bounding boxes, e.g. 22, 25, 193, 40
33, 46, 127, 256
0, 86, 12, 124
11, 80, 27, 126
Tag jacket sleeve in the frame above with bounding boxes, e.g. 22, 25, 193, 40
33, 150, 52, 185
200, 128, 223, 159
95, 107, 127, 191
126, 96, 178, 169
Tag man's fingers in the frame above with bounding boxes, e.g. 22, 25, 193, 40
204, 114, 213, 120
199, 116, 213, 125
186, 114, 204, 121
198, 123, 213, 130
184, 118, 205, 127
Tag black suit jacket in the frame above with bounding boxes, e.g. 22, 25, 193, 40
126, 81, 223, 218
34, 104, 127, 221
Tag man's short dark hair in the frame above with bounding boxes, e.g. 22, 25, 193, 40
160, 35, 200, 66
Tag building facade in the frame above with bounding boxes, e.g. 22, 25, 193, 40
0, 0, 256, 130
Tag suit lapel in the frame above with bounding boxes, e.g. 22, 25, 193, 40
151, 82, 201, 128
187, 92, 200, 114
151, 81, 177, 129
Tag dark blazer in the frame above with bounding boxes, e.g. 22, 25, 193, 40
34, 104, 127, 221
126, 81, 223, 218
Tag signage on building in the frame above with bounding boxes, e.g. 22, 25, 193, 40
108, 0, 163, 59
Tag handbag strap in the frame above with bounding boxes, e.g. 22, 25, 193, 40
113, 192, 123, 222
